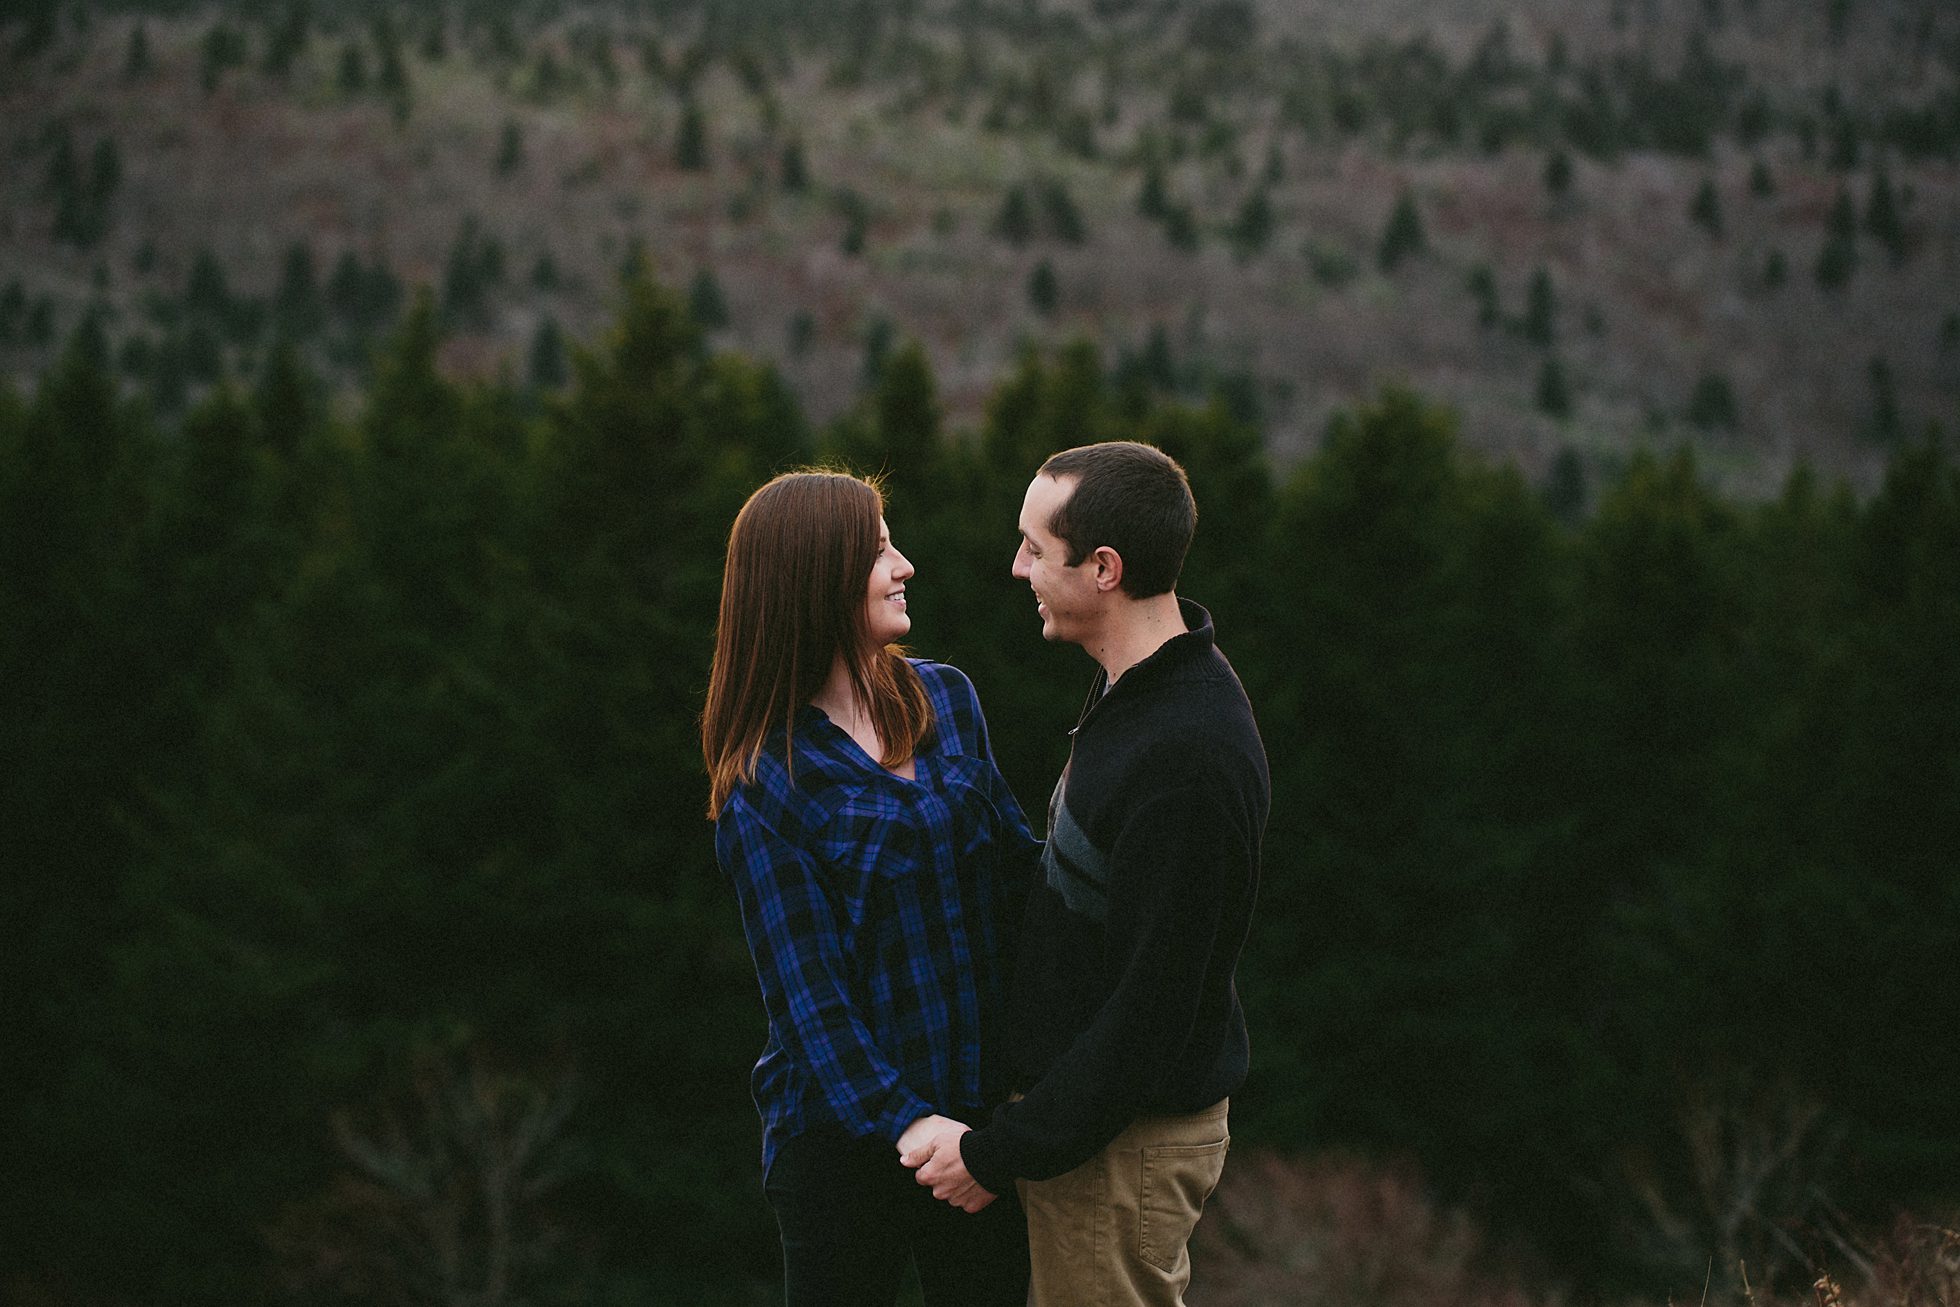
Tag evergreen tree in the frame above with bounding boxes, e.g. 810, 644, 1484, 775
1867, 356, 1900, 442
675, 101, 709, 170
495, 120, 524, 177
1466, 263, 1500, 328
1163, 203, 1199, 252
836, 189, 869, 257
1816, 188, 1858, 289
264, 1, 310, 79
529, 315, 567, 389
1041, 181, 1086, 245
337, 41, 367, 95
780, 138, 810, 193
1763, 247, 1788, 290
1137, 163, 1168, 220
1865, 166, 1906, 265
124, 23, 152, 80
1686, 371, 1739, 430
1545, 149, 1574, 198
1027, 260, 1060, 316
273, 240, 322, 340
200, 21, 247, 94
1689, 177, 1723, 238
1521, 266, 1557, 346
1542, 445, 1588, 522
688, 268, 730, 331
1230, 188, 1274, 260
1377, 189, 1427, 271
994, 186, 1035, 245
1537, 355, 1573, 417
1748, 158, 1775, 198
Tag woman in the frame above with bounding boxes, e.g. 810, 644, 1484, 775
702, 470, 1035, 1305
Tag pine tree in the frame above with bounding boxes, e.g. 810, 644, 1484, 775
1028, 260, 1060, 316
1865, 166, 1905, 265
1544, 149, 1574, 198
1689, 178, 1723, 238
529, 316, 567, 389
264, 1, 310, 78
338, 42, 367, 95
1537, 356, 1573, 417
125, 23, 152, 80
675, 102, 708, 170
1138, 163, 1168, 220
1686, 371, 1739, 430
1748, 159, 1775, 198
1377, 189, 1427, 271
1763, 248, 1788, 289
1230, 188, 1274, 260
1042, 182, 1086, 245
1521, 267, 1557, 346
995, 186, 1035, 245
837, 189, 869, 257
200, 22, 247, 94
688, 268, 729, 330
1466, 264, 1500, 328
495, 120, 524, 177
780, 139, 809, 193
1866, 356, 1899, 442
273, 241, 322, 339
1815, 189, 1858, 289
1163, 203, 1199, 252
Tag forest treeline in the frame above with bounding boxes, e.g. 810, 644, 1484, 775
3, 273, 1957, 1304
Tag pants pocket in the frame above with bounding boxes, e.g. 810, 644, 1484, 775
1137, 1136, 1229, 1275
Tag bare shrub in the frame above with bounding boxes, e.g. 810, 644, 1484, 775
267, 1052, 581, 1307
1191, 1150, 1555, 1307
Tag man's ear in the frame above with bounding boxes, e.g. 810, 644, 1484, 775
1092, 546, 1124, 593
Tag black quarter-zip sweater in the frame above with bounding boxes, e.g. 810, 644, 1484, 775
961, 599, 1269, 1195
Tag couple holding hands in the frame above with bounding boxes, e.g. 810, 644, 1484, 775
702, 442, 1269, 1305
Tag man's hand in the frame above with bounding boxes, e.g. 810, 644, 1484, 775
910, 1123, 996, 1212
897, 1113, 963, 1166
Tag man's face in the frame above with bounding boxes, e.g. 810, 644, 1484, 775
1012, 474, 1102, 645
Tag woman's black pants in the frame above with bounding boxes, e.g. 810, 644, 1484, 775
764, 1123, 1030, 1307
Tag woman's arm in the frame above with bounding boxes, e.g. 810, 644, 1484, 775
718, 797, 934, 1142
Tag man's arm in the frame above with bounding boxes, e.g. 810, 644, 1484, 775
956, 779, 1243, 1194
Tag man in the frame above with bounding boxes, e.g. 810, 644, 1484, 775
900, 441, 1269, 1304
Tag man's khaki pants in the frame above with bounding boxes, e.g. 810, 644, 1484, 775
1015, 1099, 1229, 1306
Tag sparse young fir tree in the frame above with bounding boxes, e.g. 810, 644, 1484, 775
1686, 371, 1739, 430
1816, 189, 1858, 289
1689, 178, 1723, 238
780, 139, 809, 193
1230, 188, 1274, 260
1763, 247, 1788, 289
495, 121, 524, 177
1377, 188, 1427, 271
675, 102, 708, 170
1521, 266, 1557, 346
124, 23, 152, 80
1537, 355, 1573, 417
994, 186, 1035, 246
1466, 264, 1499, 328
1865, 166, 1905, 265
1041, 182, 1086, 245
1545, 149, 1574, 198
1748, 158, 1775, 198
1027, 260, 1060, 316
1867, 355, 1900, 442
529, 316, 567, 389
688, 268, 729, 331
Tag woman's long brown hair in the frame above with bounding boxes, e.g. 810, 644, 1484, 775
702, 471, 932, 818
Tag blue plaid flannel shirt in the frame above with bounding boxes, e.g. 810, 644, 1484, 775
715, 659, 1038, 1174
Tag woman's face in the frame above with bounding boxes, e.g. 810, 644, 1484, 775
863, 516, 914, 646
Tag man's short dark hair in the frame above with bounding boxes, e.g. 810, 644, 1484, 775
1039, 441, 1196, 598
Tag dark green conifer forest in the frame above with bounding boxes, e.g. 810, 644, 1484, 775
5, 0, 1960, 1302
3, 267, 1957, 1304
